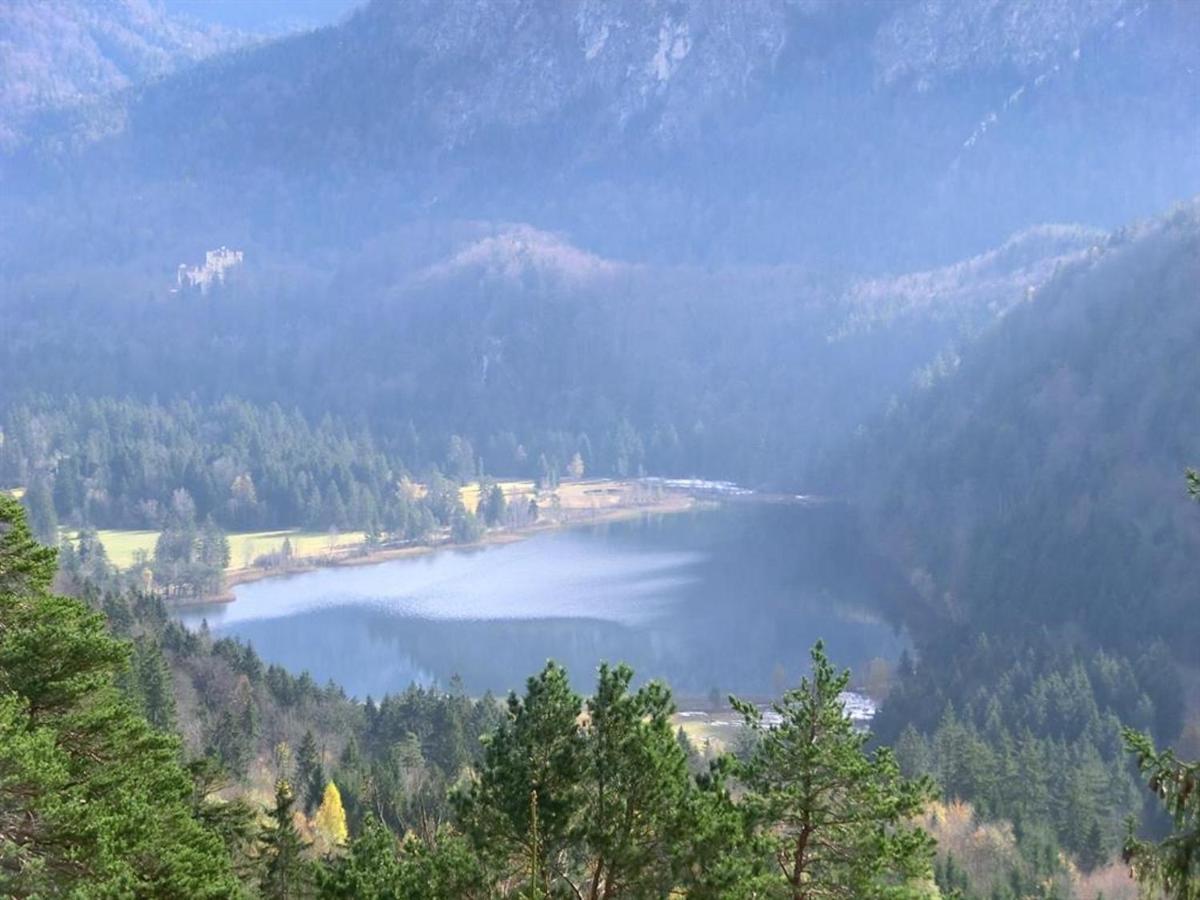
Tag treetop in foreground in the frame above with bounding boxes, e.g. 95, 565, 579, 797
0, 495, 241, 897
731, 641, 938, 900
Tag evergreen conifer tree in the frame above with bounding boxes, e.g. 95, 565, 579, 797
0, 495, 240, 895
261, 778, 313, 899
730, 642, 937, 899
21, 475, 57, 545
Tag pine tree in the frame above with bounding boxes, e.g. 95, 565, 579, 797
134, 634, 177, 731
730, 641, 937, 899
451, 508, 483, 544
320, 815, 402, 898
297, 729, 325, 815
1080, 818, 1107, 873
1123, 728, 1198, 899
0, 494, 56, 595
895, 724, 933, 778
576, 663, 693, 898
455, 661, 584, 893
21, 475, 57, 545
481, 483, 507, 526
261, 778, 313, 899
207, 707, 254, 775
0, 495, 241, 896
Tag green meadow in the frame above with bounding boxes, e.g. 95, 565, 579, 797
70, 528, 367, 571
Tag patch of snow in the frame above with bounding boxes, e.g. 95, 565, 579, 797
963, 110, 998, 149
650, 18, 691, 82
641, 477, 753, 497
584, 22, 609, 61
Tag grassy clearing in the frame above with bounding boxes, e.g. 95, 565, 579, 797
458, 478, 643, 513
672, 713, 740, 755
73, 528, 367, 571
555, 480, 642, 510
226, 530, 366, 569
82, 530, 159, 568
459, 479, 536, 512
72, 478, 662, 571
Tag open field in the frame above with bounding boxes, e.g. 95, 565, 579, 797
69, 478, 691, 585
226, 530, 367, 569
459, 478, 655, 513
673, 712, 739, 756
83, 529, 159, 568
458, 479, 535, 512
72, 528, 367, 571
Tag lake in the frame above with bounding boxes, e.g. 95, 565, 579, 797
180, 503, 914, 701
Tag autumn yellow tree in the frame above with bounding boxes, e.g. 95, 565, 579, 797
312, 781, 349, 850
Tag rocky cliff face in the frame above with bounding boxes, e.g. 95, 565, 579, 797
344, 0, 794, 145
2, 0, 1196, 273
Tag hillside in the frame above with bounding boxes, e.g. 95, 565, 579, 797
841, 199, 1200, 657
3, 0, 1196, 275
0, 0, 248, 149
0, 222, 1100, 489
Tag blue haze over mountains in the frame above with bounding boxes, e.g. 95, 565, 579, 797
3, 0, 1197, 273
2, 0, 1199, 659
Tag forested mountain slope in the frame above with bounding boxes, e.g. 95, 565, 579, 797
0, 223, 1101, 492
841, 199, 1200, 658
3, 0, 1196, 274
0, 0, 248, 149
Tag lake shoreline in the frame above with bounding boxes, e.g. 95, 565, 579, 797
175, 497, 909, 706
190, 488, 704, 606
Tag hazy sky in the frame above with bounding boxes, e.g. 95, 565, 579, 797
163, 0, 364, 33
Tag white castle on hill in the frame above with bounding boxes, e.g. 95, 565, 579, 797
175, 246, 243, 293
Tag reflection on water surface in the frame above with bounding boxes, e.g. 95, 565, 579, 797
181, 504, 912, 700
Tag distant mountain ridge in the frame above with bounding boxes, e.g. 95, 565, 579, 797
832, 223, 1106, 341
2, 0, 1196, 275
0, 201, 1122, 492
0, 0, 250, 149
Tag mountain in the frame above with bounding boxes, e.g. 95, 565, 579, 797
0, 0, 1196, 500
0, 213, 1105, 488
0, 0, 249, 149
839, 198, 1200, 657
2, 0, 1196, 276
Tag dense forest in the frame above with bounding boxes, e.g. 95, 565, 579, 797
0, 241, 1025, 492
1, 397, 433, 532
0, 216, 1122, 503
843, 201, 1200, 660
3, 496, 1196, 897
